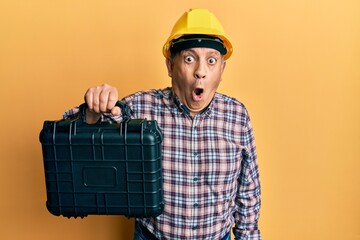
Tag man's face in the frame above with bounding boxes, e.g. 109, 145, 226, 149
166, 47, 226, 117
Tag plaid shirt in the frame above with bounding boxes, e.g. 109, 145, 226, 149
64, 88, 261, 240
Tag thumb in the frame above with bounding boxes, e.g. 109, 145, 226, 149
111, 106, 121, 116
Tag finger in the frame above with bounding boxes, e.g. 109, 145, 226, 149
106, 87, 119, 111
111, 106, 121, 116
85, 84, 117, 114
98, 84, 118, 113
91, 86, 102, 113
84, 88, 95, 111
99, 89, 110, 113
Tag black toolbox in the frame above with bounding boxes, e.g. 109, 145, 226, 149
39, 102, 164, 218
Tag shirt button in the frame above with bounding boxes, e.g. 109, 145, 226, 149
193, 203, 199, 208
192, 225, 199, 230
193, 177, 199, 182
193, 152, 198, 157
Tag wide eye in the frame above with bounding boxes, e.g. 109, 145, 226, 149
208, 57, 217, 65
185, 56, 194, 63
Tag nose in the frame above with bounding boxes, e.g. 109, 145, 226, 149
194, 61, 206, 79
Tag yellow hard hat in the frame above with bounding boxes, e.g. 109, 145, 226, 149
163, 8, 233, 60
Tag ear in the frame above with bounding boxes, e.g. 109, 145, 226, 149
165, 57, 173, 77
220, 60, 226, 82
221, 60, 226, 74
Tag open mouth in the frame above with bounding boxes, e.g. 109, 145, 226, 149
192, 88, 204, 102
194, 88, 204, 96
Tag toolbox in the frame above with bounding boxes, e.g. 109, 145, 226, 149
39, 102, 164, 218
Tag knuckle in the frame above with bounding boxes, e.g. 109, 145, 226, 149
99, 98, 107, 105
85, 89, 94, 97
93, 99, 99, 106
108, 94, 118, 102
101, 83, 110, 89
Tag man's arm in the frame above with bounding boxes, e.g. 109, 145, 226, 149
233, 115, 262, 240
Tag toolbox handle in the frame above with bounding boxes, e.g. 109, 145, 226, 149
79, 101, 131, 124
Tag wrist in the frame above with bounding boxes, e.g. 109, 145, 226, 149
86, 109, 101, 124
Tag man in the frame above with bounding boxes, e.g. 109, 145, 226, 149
65, 8, 261, 240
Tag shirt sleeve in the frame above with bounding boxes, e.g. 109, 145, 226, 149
233, 114, 262, 240
63, 106, 80, 120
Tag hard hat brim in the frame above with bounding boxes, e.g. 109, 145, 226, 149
163, 34, 233, 60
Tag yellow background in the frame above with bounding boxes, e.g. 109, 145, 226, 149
0, 0, 359, 239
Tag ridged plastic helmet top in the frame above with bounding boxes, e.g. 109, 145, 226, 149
163, 8, 233, 60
